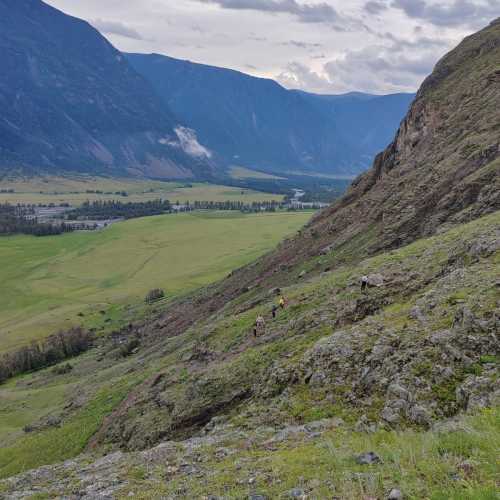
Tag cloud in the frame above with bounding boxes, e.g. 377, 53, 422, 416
277, 43, 440, 93
380, 32, 451, 51
283, 40, 323, 49
91, 18, 144, 40
364, 0, 389, 15
195, 0, 347, 27
277, 62, 335, 93
392, 0, 500, 28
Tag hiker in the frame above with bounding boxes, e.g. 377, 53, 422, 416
360, 275, 369, 292
279, 296, 287, 309
271, 304, 278, 319
255, 315, 266, 337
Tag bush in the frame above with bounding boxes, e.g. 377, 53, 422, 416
145, 288, 165, 304
52, 363, 73, 375
119, 338, 140, 357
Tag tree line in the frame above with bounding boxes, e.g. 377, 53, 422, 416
65, 199, 295, 220
0, 327, 93, 383
0, 203, 73, 236
190, 200, 282, 212
65, 199, 172, 220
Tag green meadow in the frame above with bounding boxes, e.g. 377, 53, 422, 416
0, 210, 311, 352
0, 175, 284, 206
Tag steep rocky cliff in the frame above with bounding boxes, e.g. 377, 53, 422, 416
308, 17, 500, 252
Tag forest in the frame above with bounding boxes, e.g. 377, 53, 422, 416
65, 199, 172, 220
0, 203, 73, 236
0, 327, 93, 383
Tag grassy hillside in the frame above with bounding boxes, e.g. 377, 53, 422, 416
0, 210, 497, 496
0, 211, 310, 352
0, 176, 284, 205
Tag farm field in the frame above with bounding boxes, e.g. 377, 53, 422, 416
0, 175, 284, 206
228, 166, 285, 180
0, 210, 311, 353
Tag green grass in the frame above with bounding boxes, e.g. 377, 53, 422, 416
228, 166, 285, 180
117, 407, 500, 499
0, 175, 284, 205
0, 377, 136, 479
0, 210, 310, 352
0, 377, 70, 446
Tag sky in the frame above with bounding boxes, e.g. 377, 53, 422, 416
44, 0, 500, 94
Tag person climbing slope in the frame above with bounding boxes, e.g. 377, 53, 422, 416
254, 315, 266, 337
279, 296, 286, 309
360, 275, 369, 292
271, 304, 278, 319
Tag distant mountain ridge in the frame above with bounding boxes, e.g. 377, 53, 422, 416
0, 0, 413, 180
127, 52, 415, 176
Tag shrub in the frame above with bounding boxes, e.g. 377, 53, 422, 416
52, 363, 73, 375
119, 338, 140, 357
145, 288, 165, 304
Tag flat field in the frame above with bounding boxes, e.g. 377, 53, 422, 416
228, 166, 285, 180
0, 211, 310, 352
0, 175, 283, 206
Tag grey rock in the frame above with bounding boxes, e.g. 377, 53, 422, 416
409, 306, 427, 324
381, 406, 401, 424
355, 451, 381, 465
408, 405, 432, 426
387, 383, 411, 401
388, 488, 403, 499
286, 488, 306, 498
367, 273, 384, 287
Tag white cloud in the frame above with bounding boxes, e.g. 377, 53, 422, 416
90, 18, 145, 40
44, 0, 497, 94
392, 0, 500, 28
195, 0, 346, 27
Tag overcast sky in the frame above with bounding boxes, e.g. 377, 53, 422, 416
44, 0, 500, 94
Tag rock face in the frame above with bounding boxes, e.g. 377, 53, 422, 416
0, 0, 213, 178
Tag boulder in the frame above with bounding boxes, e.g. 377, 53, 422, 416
387, 383, 411, 401
355, 451, 381, 465
388, 488, 403, 499
286, 488, 307, 498
367, 273, 384, 287
408, 405, 432, 426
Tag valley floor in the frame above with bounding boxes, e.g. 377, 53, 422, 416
0, 210, 311, 352
0, 176, 284, 206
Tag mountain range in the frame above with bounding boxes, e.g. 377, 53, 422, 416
127, 53, 414, 176
0, 0, 414, 180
